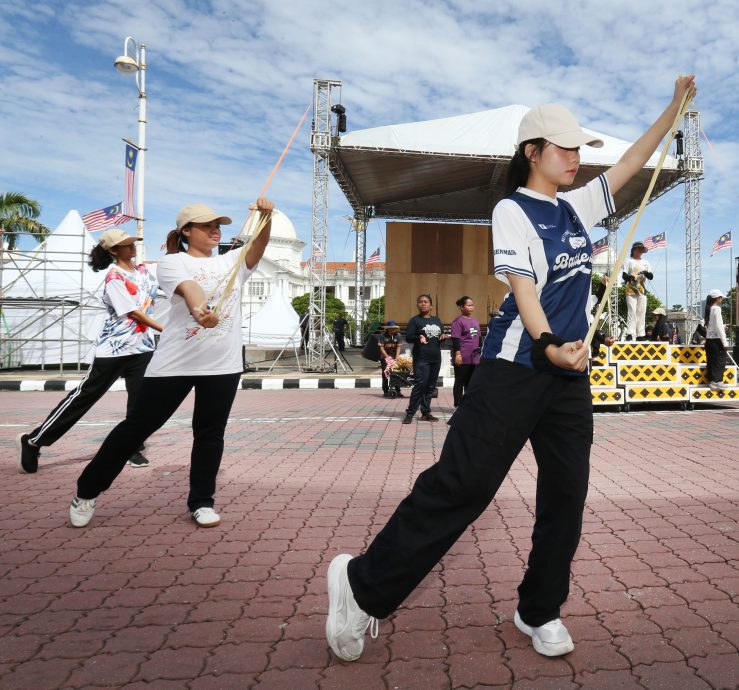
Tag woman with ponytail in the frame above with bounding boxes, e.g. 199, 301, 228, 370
450, 295, 481, 406
704, 289, 729, 390
16, 229, 161, 474
67, 200, 273, 529
325, 76, 697, 663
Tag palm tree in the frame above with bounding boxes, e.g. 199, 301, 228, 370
0, 192, 51, 250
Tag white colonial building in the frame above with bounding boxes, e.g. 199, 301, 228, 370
239, 210, 385, 319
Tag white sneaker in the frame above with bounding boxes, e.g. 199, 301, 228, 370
514, 609, 574, 656
326, 553, 378, 661
709, 381, 729, 390
191, 507, 220, 527
69, 496, 97, 528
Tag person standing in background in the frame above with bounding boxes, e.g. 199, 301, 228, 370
402, 294, 445, 424
623, 241, 653, 340
450, 296, 481, 407
333, 314, 348, 352
704, 289, 729, 390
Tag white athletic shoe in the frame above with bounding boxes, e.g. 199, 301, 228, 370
69, 496, 97, 528
514, 609, 574, 656
191, 507, 221, 527
326, 553, 378, 661
709, 381, 729, 391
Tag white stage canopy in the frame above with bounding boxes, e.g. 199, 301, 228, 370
330, 104, 686, 223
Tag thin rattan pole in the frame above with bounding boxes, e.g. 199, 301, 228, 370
193, 102, 311, 317
583, 90, 693, 350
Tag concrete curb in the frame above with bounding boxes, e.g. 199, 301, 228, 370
0, 376, 455, 392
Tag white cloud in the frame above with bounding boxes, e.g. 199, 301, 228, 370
1, 0, 737, 299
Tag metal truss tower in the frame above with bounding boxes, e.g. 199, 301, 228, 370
683, 109, 703, 335
307, 79, 341, 371
351, 212, 370, 345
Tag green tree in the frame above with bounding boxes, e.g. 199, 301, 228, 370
291, 293, 352, 330
671, 304, 683, 312
367, 295, 384, 324
0, 192, 51, 250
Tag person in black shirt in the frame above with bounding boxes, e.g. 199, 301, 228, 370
403, 294, 445, 424
333, 314, 348, 351
378, 321, 403, 398
650, 308, 672, 341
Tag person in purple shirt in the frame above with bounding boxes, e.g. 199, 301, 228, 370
450, 296, 481, 406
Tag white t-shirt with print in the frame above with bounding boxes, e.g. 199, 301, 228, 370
145, 249, 254, 377
95, 264, 158, 358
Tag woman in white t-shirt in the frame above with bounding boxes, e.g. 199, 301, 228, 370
16, 229, 162, 474
704, 288, 729, 390
69, 199, 273, 528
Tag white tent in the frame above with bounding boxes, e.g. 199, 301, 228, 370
242, 291, 301, 349
0, 210, 107, 367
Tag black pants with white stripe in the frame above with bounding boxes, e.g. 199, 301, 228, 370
348, 359, 592, 626
76, 373, 241, 512
29, 352, 153, 447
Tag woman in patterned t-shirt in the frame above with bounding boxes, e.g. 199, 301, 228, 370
16, 229, 162, 474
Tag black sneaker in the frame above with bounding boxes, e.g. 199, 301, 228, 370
420, 413, 439, 422
395, 391, 405, 398
126, 451, 150, 468
16, 433, 40, 474
402, 414, 414, 424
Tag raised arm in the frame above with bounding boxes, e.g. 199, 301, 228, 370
245, 197, 274, 269
605, 76, 697, 196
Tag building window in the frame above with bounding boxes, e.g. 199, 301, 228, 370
348, 286, 364, 301
249, 281, 265, 296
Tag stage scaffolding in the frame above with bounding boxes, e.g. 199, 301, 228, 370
0, 225, 105, 372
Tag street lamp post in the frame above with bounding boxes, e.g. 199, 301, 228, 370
114, 37, 147, 263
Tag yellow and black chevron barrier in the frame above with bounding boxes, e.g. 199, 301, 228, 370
590, 342, 737, 410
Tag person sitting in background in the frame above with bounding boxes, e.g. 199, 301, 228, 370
690, 321, 707, 345
650, 307, 672, 341
378, 321, 403, 398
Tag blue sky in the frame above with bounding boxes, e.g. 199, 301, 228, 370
2, 0, 738, 308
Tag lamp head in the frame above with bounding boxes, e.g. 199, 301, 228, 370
114, 55, 139, 74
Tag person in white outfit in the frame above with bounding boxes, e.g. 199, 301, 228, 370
704, 288, 729, 390
622, 241, 653, 340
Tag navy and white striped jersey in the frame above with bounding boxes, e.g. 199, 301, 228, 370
482, 174, 615, 376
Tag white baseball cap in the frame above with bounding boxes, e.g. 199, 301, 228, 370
707, 289, 725, 299
518, 104, 604, 148
653, 307, 666, 316
176, 204, 232, 231
99, 229, 136, 250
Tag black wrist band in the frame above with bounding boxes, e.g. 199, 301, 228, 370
531, 332, 565, 369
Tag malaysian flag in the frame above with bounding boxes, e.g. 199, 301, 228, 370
81, 202, 129, 232
366, 247, 381, 265
123, 143, 138, 217
643, 232, 667, 251
711, 231, 732, 256
591, 237, 608, 256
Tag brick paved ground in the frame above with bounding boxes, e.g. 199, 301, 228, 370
0, 388, 737, 690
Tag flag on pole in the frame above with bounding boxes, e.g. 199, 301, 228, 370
81, 202, 129, 232
710, 231, 732, 256
591, 237, 608, 256
643, 232, 667, 250
123, 143, 138, 217
366, 247, 381, 265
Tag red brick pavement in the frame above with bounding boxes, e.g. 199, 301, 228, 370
0, 389, 737, 689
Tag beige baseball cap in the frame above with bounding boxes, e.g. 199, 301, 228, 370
517, 104, 604, 148
100, 229, 136, 250
176, 204, 232, 231
653, 307, 667, 316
